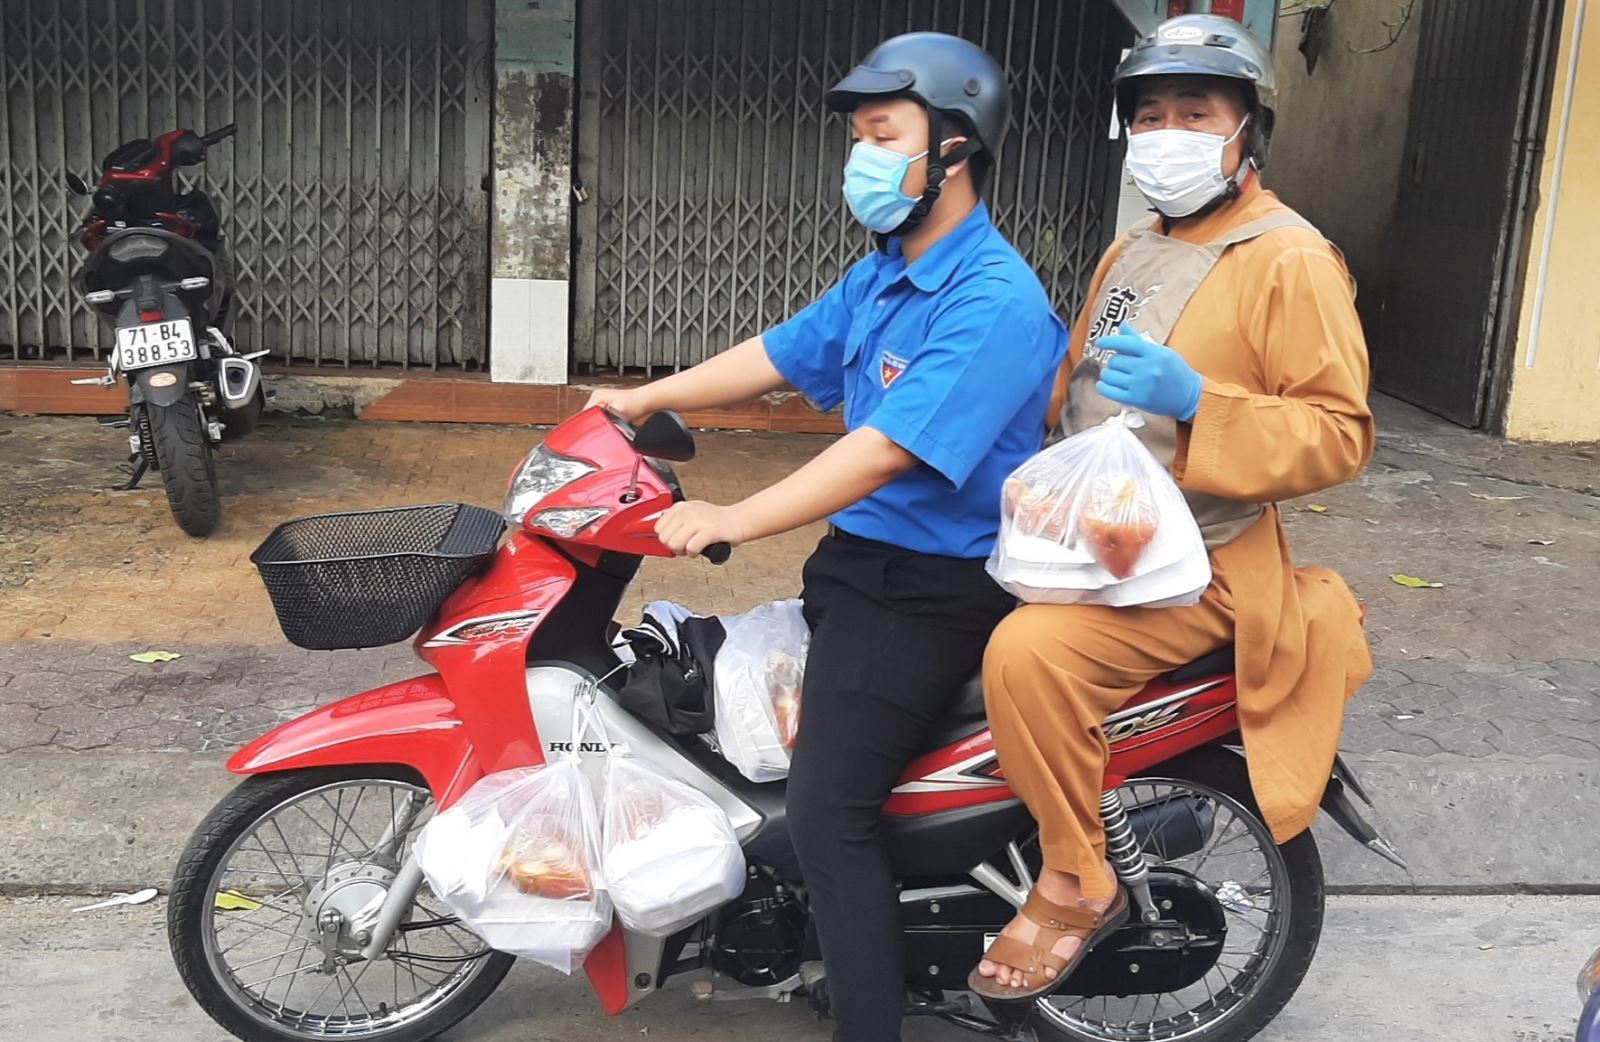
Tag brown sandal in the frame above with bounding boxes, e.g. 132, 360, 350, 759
967, 886, 1131, 1002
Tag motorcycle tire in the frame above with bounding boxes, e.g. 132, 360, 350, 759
146, 398, 222, 536
1030, 746, 1325, 1042
169, 766, 516, 1042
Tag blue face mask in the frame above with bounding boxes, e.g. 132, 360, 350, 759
841, 140, 929, 234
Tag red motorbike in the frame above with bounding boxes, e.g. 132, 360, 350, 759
168, 408, 1405, 1042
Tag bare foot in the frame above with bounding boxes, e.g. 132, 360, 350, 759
975, 862, 1117, 990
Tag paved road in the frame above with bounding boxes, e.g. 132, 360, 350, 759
1, 895, 1592, 1042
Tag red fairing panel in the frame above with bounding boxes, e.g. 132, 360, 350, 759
519, 408, 679, 560
583, 929, 632, 1015
225, 674, 484, 806
884, 674, 1240, 817
99, 128, 183, 184
415, 533, 579, 790
1102, 677, 1239, 786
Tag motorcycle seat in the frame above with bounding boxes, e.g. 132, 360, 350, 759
922, 645, 1236, 751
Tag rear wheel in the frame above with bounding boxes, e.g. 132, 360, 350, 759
168, 768, 515, 1042
146, 397, 222, 536
1030, 748, 1325, 1042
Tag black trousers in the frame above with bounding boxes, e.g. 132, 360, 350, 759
787, 531, 1015, 1042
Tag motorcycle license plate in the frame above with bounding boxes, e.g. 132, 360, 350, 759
116, 319, 197, 371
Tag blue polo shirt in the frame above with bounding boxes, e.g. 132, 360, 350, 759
762, 203, 1067, 559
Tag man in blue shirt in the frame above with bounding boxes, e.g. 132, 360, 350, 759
589, 32, 1065, 1041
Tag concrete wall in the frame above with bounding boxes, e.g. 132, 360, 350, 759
1504, 0, 1600, 443
1264, 0, 1424, 332
491, 0, 576, 385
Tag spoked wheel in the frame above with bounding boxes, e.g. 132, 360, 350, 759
1031, 749, 1325, 1042
169, 768, 514, 1042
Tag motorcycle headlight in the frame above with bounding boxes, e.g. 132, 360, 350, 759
503, 446, 596, 523
1580, 945, 1600, 1004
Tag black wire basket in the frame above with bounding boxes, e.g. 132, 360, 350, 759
251, 503, 506, 651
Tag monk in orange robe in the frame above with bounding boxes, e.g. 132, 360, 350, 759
972, 15, 1374, 1001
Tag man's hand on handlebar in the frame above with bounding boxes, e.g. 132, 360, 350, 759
584, 387, 652, 424
656, 500, 747, 560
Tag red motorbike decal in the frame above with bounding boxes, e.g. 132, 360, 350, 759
885, 675, 1242, 816
414, 534, 579, 788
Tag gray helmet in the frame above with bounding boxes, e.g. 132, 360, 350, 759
1113, 14, 1276, 167
826, 31, 1011, 157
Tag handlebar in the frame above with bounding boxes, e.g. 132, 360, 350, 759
701, 542, 732, 566
201, 124, 238, 146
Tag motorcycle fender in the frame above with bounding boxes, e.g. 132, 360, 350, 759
130, 362, 193, 407
226, 673, 484, 806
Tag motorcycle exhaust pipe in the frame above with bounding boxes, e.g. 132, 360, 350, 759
1123, 795, 1216, 862
218, 356, 260, 409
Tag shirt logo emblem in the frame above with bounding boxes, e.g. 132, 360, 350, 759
880, 350, 909, 389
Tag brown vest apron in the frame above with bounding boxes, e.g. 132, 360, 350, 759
1055, 211, 1317, 550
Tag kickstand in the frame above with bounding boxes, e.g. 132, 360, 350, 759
115, 457, 148, 491
904, 992, 1035, 1040
975, 997, 1041, 1042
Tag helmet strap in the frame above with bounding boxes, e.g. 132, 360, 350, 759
1169, 158, 1254, 227
876, 108, 983, 247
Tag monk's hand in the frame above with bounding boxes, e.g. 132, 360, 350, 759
655, 500, 749, 558
1094, 322, 1204, 421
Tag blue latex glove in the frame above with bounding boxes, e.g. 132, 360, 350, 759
1095, 322, 1204, 421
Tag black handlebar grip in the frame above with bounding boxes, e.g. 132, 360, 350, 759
202, 123, 238, 145
701, 542, 732, 566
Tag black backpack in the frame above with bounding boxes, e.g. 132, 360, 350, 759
611, 609, 726, 736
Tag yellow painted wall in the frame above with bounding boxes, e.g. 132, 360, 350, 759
1505, 1, 1600, 442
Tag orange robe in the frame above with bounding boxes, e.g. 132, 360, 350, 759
1008, 181, 1375, 863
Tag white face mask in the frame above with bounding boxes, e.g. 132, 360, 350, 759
1125, 116, 1250, 218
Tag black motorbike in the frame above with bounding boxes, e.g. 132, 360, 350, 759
64, 123, 262, 536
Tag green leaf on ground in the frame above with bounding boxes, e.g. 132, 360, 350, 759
1390, 574, 1444, 589
129, 650, 182, 663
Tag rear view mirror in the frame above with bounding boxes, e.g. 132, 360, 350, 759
631, 411, 696, 463
64, 173, 89, 196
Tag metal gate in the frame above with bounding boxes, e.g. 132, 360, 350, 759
0, 0, 492, 370
573, 0, 1126, 375
1374, 0, 1561, 426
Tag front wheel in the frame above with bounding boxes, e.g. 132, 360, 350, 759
168, 767, 515, 1042
1031, 747, 1326, 1042
145, 398, 222, 536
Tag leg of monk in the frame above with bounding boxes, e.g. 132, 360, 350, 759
982, 582, 1236, 893
973, 582, 1236, 990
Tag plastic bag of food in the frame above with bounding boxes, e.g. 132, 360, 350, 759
987, 412, 1209, 607
414, 714, 612, 973
712, 598, 810, 782
601, 753, 746, 936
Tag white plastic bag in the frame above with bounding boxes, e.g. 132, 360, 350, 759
601, 753, 746, 936
712, 598, 809, 782
987, 412, 1210, 607
414, 709, 612, 973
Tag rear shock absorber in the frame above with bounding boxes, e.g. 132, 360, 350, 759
1101, 788, 1160, 924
